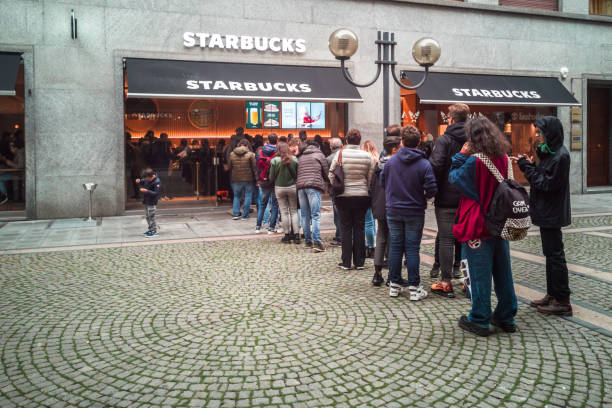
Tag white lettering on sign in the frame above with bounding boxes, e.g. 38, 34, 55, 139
183, 32, 307, 54
185, 80, 313, 94
452, 88, 542, 99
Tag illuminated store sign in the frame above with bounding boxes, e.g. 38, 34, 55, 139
183, 32, 306, 54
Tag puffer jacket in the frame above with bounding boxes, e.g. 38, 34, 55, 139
329, 145, 374, 198
229, 146, 256, 182
429, 122, 467, 208
518, 116, 571, 228
296, 144, 329, 192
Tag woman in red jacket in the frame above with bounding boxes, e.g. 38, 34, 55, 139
449, 117, 518, 337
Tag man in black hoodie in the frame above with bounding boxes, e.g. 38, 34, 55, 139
518, 116, 572, 316
428, 103, 470, 298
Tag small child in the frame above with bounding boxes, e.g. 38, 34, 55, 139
136, 168, 162, 237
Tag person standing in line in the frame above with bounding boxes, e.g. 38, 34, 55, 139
296, 140, 329, 252
329, 129, 375, 270
326, 137, 344, 247
136, 168, 162, 237
255, 133, 280, 234
517, 116, 572, 316
270, 141, 300, 244
361, 140, 379, 258
228, 139, 256, 220
429, 103, 470, 298
381, 126, 437, 300
370, 133, 401, 286
449, 117, 518, 337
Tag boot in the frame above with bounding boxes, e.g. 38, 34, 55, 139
537, 299, 572, 316
281, 233, 292, 244
530, 294, 553, 308
293, 233, 301, 245
366, 247, 375, 259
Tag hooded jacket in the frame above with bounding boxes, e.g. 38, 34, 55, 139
228, 145, 256, 183
429, 122, 467, 208
381, 147, 437, 216
139, 176, 162, 206
328, 144, 375, 198
296, 144, 329, 192
518, 116, 571, 228
370, 155, 390, 220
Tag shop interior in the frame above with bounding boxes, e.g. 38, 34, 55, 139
0, 62, 25, 213
401, 86, 556, 184
124, 96, 347, 209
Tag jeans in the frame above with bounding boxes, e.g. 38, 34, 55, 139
145, 205, 157, 232
332, 196, 341, 242
231, 181, 254, 218
462, 237, 517, 328
365, 208, 376, 248
435, 207, 458, 280
540, 227, 571, 302
298, 188, 322, 244
275, 185, 299, 235
256, 187, 279, 229
387, 214, 424, 286
336, 196, 370, 268
374, 218, 389, 268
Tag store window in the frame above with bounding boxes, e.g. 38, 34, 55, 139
401, 87, 555, 184
499, 0, 558, 11
590, 0, 612, 15
0, 55, 25, 212
124, 97, 346, 208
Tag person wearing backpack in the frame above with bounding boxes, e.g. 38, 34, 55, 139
255, 133, 279, 234
449, 117, 518, 337
517, 116, 572, 316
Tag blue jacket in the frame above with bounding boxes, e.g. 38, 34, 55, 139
140, 176, 162, 206
381, 147, 437, 216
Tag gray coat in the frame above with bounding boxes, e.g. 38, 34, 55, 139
296, 145, 329, 192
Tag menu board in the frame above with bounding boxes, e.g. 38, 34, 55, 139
263, 102, 280, 128
245, 101, 262, 129
281, 102, 297, 129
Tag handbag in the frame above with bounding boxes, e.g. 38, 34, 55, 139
331, 148, 345, 196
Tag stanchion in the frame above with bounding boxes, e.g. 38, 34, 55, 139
82, 183, 97, 222
213, 156, 219, 207
195, 162, 200, 200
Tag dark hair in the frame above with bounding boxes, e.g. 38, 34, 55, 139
142, 168, 155, 178
277, 142, 293, 166
279, 136, 287, 143
465, 117, 511, 157
449, 103, 470, 123
299, 130, 307, 141
306, 139, 319, 147
238, 138, 250, 149
383, 136, 401, 152
160, 133, 168, 140
235, 127, 244, 136
346, 128, 362, 145
267, 133, 278, 145
386, 124, 401, 137
401, 126, 421, 148
314, 134, 323, 147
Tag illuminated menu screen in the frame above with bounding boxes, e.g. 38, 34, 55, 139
280, 102, 325, 129
281, 102, 297, 129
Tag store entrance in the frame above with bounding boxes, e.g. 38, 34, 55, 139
587, 84, 612, 187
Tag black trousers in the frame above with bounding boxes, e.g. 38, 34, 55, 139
434, 234, 461, 266
336, 196, 370, 268
540, 227, 571, 302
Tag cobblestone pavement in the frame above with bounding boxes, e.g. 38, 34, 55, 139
1, 216, 612, 408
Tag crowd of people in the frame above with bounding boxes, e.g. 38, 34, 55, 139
0, 129, 25, 206
136, 103, 573, 336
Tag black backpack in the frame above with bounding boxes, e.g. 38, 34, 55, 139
473, 154, 531, 241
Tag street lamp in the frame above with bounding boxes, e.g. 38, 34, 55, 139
329, 29, 441, 137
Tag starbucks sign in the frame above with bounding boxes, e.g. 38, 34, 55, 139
183, 32, 306, 54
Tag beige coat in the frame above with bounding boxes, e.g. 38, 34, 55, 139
329, 144, 375, 197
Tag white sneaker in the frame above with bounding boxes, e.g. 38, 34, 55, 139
255, 227, 262, 234
276, 227, 284, 234
389, 282, 402, 298
267, 228, 275, 234
409, 285, 428, 301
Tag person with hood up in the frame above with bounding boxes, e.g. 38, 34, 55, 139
429, 103, 470, 298
296, 140, 329, 252
370, 130, 401, 286
255, 133, 280, 234
381, 126, 437, 300
517, 116, 572, 316
228, 138, 256, 220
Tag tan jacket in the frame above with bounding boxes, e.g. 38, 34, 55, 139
329, 144, 375, 197
229, 146, 256, 182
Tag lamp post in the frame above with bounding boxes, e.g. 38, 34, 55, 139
329, 29, 441, 138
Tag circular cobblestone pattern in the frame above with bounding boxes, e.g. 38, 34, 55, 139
0, 238, 610, 407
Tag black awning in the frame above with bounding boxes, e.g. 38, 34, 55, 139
402, 71, 580, 106
125, 58, 362, 102
0, 53, 21, 96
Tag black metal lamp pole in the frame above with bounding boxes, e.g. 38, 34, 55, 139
330, 30, 438, 138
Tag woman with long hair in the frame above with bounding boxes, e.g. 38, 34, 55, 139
361, 140, 379, 258
449, 116, 517, 337
269, 142, 300, 244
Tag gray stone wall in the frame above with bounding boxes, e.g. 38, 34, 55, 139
0, 0, 611, 218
